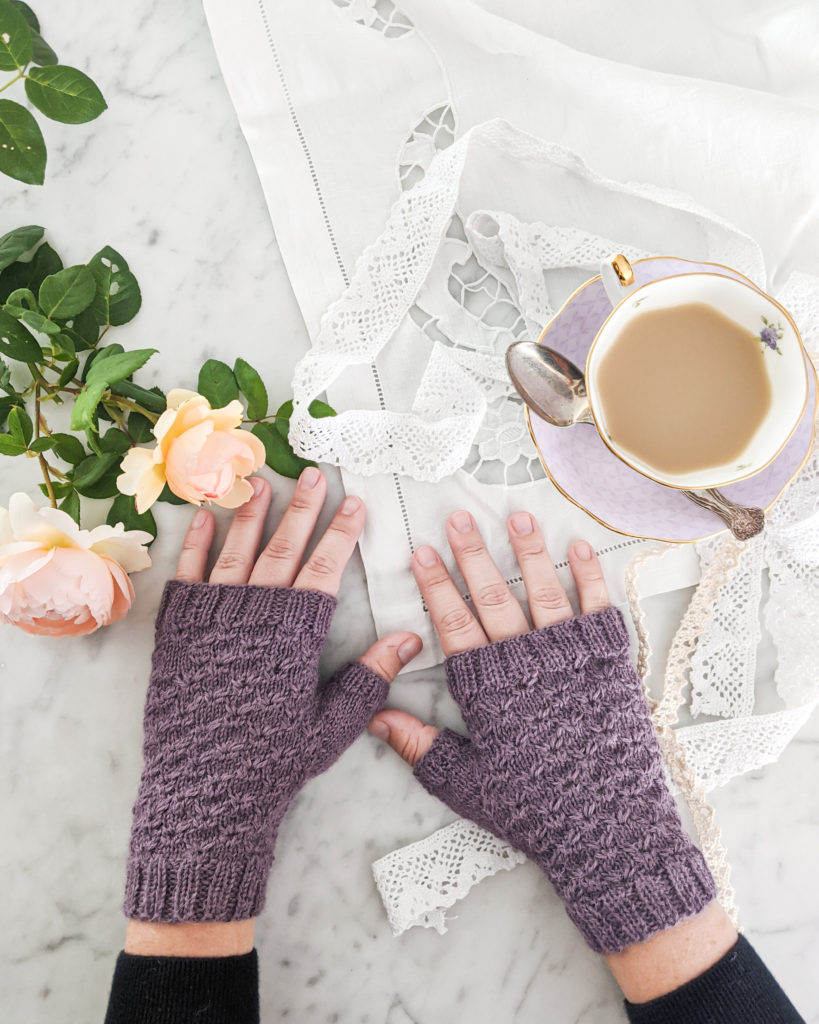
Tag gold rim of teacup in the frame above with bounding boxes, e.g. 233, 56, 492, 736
524, 257, 818, 543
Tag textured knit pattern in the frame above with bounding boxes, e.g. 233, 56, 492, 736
124, 580, 388, 923
414, 607, 717, 954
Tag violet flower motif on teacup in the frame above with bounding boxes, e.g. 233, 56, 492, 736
759, 315, 784, 355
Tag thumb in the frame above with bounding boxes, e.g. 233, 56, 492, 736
368, 709, 441, 767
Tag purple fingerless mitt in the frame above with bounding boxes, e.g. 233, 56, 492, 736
414, 607, 716, 954
124, 580, 388, 923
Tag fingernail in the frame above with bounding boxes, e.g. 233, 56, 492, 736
251, 477, 265, 496
397, 636, 421, 664
450, 510, 472, 533
192, 508, 208, 529
340, 495, 361, 515
574, 540, 594, 561
299, 466, 320, 489
369, 719, 390, 741
510, 512, 533, 536
415, 545, 438, 567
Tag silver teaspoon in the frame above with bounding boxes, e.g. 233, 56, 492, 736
506, 341, 765, 541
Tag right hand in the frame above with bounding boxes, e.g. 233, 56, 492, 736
368, 509, 610, 763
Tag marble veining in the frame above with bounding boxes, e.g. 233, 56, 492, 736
0, 2, 817, 1021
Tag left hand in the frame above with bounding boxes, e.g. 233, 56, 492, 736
368, 509, 609, 764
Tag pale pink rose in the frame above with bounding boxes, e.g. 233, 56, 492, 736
0, 493, 152, 637
117, 389, 266, 513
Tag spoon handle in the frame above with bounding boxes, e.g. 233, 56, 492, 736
681, 489, 765, 540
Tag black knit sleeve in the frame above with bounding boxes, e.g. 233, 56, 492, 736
625, 935, 805, 1024
104, 950, 259, 1024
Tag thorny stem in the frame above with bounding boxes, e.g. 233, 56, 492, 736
34, 383, 57, 509
105, 403, 137, 442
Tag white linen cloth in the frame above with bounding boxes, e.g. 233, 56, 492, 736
203, 0, 819, 932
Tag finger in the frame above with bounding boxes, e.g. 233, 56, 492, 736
569, 540, 611, 615
249, 466, 327, 587
507, 512, 575, 629
292, 494, 365, 595
445, 511, 528, 642
412, 545, 488, 656
174, 507, 216, 582
368, 709, 441, 767
357, 631, 422, 682
209, 477, 272, 585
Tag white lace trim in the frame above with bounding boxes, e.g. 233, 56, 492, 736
372, 819, 526, 936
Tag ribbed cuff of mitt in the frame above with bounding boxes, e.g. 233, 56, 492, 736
156, 579, 336, 639
124, 853, 274, 923
565, 847, 717, 954
444, 606, 631, 703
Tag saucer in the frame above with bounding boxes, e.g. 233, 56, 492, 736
526, 257, 818, 543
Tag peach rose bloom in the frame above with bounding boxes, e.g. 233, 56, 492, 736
117, 389, 266, 513
0, 492, 152, 637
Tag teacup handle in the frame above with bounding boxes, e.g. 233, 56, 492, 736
600, 254, 639, 307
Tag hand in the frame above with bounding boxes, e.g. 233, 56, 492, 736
369, 509, 608, 761
369, 509, 717, 958
124, 469, 422, 955
174, 469, 421, 677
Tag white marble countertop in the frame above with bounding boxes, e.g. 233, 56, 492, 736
1, 2, 817, 1021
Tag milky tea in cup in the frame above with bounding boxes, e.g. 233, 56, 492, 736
584, 259, 808, 491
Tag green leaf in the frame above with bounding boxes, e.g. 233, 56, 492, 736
11, 6, 59, 68
50, 431, 85, 464
28, 434, 55, 452
87, 246, 141, 326
85, 347, 157, 389
55, 306, 98, 350
29, 30, 57, 66
56, 356, 78, 388
0, 240, 61, 303
7, 403, 32, 444
0, 433, 25, 455
274, 398, 336, 439
0, 0, 32, 70
37, 479, 71, 498
252, 421, 316, 479
233, 357, 268, 420
69, 379, 105, 432
0, 394, 14, 428
19, 307, 61, 335
71, 451, 121, 497
25, 65, 107, 125
127, 411, 154, 443
107, 493, 157, 542
80, 342, 121, 382
11, 1, 37, 31
110, 380, 165, 414
0, 225, 44, 272
99, 427, 131, 455
58, 487, 80, 524
38, 265, 96, 318
3, 285, 37, 311
198, 358, 239, 408
0, 99, 46, 185
157, 482, 187, 505
0, 308, 41, 361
